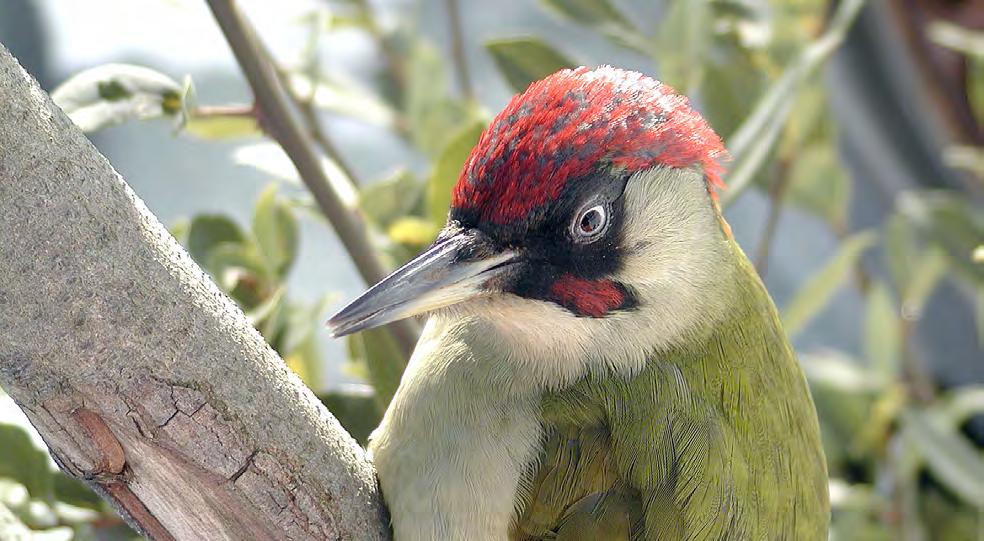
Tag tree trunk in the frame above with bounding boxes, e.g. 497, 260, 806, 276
0, 44, 390, 541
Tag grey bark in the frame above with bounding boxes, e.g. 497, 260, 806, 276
0, 45, 390, 540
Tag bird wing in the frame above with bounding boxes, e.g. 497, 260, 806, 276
512, 315, 827, 540
512, 359, 749, 541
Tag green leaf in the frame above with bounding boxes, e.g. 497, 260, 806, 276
387, 217, 440, 249
897, 191, 984, 285
485, 38, 577, 93
283, 293, 337, 356
183, 111, 260, 140
360, 169, 422, 228
969, 59, 984, 126
655, 0, 712, 94
784, 144, 851, 228
245, 286, 286, 331
280, 294, 335, 386
884, 213, 929, 306
721, 0, 867, 208
318, 385, 381, 445
943, 145, 984, 178
863, 281, 900, 383
346, 328, 406, 410
283, 333, 322, 388
927, 21, 984, 59
185, 215, 246, 273
52, 473, 101, 511
700, 44, 767, 140
0, 501, 32, 540
286, 73, 398, 130
427, 119, 486, 227
206, 241, 271, 308
0, 424, 52, 502
252, 185, 299, 278
538, 0, 635, 33
934, 386, 984, 429
782, 230, 877, 337
405, 41, 474, 157
51, 64, 182, 132
169, 218, 190, 246
978, 285, 984, 347
901, 410, 984, 508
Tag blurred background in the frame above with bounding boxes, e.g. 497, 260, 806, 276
0, 0, 981, 539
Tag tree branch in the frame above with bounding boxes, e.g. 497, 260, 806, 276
206, 0, 419, 361
0, 44, 389, 540
444, 0, 473, 101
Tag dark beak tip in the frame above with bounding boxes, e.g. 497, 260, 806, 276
323, 317, 345, 338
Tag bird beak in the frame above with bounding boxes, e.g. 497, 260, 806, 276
325, 230, 517, 338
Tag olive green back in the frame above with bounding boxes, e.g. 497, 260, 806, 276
512, 242, 829, 541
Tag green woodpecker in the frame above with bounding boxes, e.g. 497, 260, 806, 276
327, 66, 829, 540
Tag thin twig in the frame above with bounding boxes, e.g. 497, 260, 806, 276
278, 64, 362, 188
753, 160, 792, 276
206, 0, 418, 361
444, 0, 473, 101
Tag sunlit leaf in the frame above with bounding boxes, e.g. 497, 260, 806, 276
207, 242, 270, 307
897, 191, 984, 284
485, 38, 577, 93
784, 144, 851, 228
52, 474, 102, 512
252, 184, 299, 277
801, 351, 884, 479
318, 385, 381, 445
864, 281, 899, 382
782, 230, 876, 337
360, 168, 422, 228
0, 501, 32, 540
233, 143, 301, 185
186, 215, 246, 271
232, 143, 359, 208
387, 216, 440, 248
901, 410, 984, 508
700, 43, 766, 139
933, 386, 984, 429
283, 293, 336, 356
0, 424, 52, 502
427, 119, 485, 227
169, 218, 190, 246
826, 480, 893, 540
52, 64, 182, 132
183, 110, 260, 140
287, 73, 397, 129
346, 328, 405, 410
405, 41, 474, 157
943, 145, 984, 178
245, 286, 285, 329
927, 21, 984, 59
655, 0, 712, 94
721, 0, 867, 207
283, 334, 321, 387
538, 0, 637, 37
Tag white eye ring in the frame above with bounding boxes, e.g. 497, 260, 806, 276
572, 204, 608, 241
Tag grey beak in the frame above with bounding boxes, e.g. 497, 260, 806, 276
325, 230, 517, 338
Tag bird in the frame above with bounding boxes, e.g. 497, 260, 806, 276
327, 66, 829, 540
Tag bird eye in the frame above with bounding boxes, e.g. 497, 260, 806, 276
572, 204, 608, 241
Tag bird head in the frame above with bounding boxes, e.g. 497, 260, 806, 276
328, 66, 735, 379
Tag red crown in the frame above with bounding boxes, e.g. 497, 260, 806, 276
452, 66, 727, 225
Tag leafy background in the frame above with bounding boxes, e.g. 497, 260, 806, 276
0, 0, 982, 539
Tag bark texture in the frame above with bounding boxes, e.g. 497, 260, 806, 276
0, 45, 389, 540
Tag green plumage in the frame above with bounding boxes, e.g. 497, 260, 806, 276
512, 240, 829, 540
